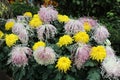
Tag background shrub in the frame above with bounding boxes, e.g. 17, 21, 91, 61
11, 2, 39, 17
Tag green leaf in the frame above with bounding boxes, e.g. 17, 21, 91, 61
13, 67, 26, 80
87, 68, 101, 80
18, 68, 26, 80
76, 1, 80, 5
47, 65, 54, 70
42, 72, 49, 80
65, 74, 75, 80
84, 60, 98, 67
54, 72, 62, 80
117, 0, 120, 2
71, 66, 77, 72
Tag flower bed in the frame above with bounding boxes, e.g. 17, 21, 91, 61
0, 6, 120, 80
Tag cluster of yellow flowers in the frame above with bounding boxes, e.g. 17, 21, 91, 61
32, 41, 46, 50
90, 46, 106, 62
5, 34, 19, 47
57, 14, 70, 23
29, 14, 43, 28
57, 32, 89, 47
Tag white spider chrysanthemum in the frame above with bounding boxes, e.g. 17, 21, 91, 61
106, 46, 115, 56
37, 24, 57, 40
38, 6, 58, 23
93, 25, 109, 44
75, 44, 91, 69
8, 46, 32, 67
33, 47, 56, 65
64, 20, 84, 34
101, 55, 120, 80
12, 23, 29, 44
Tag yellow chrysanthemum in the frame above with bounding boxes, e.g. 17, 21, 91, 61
23, 12, 32, 17
90, 46, 106, 62
83, 21, 91, 31
32, 41, 46, 50
33, 14, 39, 18
5, 21, 14, 30
5, 34, 19, 47
74, 32, 89, 43
0, 30, 4, 39
56, 57, 72, 73
57, 35, 73, 47
57, 14, 70, 23
29, 18, 42, 28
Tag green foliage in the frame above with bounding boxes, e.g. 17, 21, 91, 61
84, 60, 98, 67
87, 68, 101, 80
11, 2, 39, 17
57, 0, 120, 17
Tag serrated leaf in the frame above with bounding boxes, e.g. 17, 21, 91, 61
117, 0, 120, 2
13, 67, 26, 80
66, 74, 75, 80
47, 65, 54, 70
71, 66, 77, 72
18, 68, 26, 80
54, 72, 62, 80
87, 68, 100, 80
84, 60, 98, 67
72, 0, 76, 3
42, 72, 49, 80
76, 0, 80, 5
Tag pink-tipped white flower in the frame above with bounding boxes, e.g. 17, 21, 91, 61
12, 23, 29, 44
7, 19, 15, 22
38, 6, 58, 23
79, 17, 97, 28
17, 16, 25, 22
8, 46, 32, 67
74, 44, 91, 69
33, 47, 56, 65
104, 39, 111, 46
93, 25, 110, 44
106, 46, 115, 56
64, 20, 84, 34
37, 24, 57, 40
101, 55, 120, 79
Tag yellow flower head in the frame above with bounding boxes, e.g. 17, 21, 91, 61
5, 34, 18, 47
57, 35, 73, 47
23, 12, 32, 17
5, 21, 14, 30
29, 18, 42, 28
56, 57, 72, 73
0, 30, 4, 39
57, 14, 70, 23
32, 41, 46, 50
33, 14, 39, 18
74, 32, 89, 43
90, 46, 106, 62
83, 21, 92, 31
